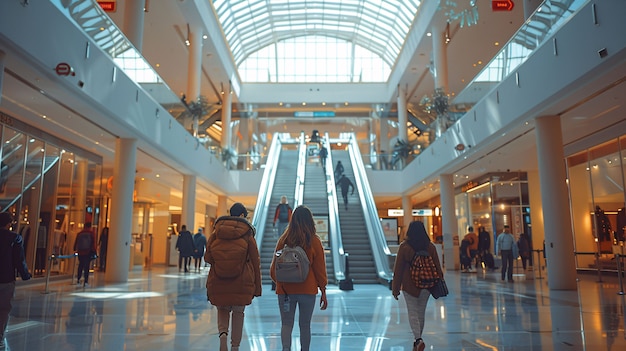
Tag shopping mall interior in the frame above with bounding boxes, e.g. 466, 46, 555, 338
1, 0, 625, 350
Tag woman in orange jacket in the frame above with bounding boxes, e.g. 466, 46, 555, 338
270, 205, 328, 351
392, 220, 443, 351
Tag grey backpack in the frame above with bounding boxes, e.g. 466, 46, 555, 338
274, 245, 310, 283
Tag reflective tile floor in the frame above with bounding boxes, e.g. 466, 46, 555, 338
4, 266, 626, 350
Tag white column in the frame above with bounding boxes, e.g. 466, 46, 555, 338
182, 175, 196, 231
523, 0, 543, 20
440, 174, 459, 270
123, 0, 146, 51
397, 86, 408, 144
431, 25, 449, 92
217, 195, 228, 220
535, 115, 577, 290
106, 138, 137, 283
0, 50, 5, 105
187, 25, 203, 137
402, 195, 412, 240
221, 88, 233, 151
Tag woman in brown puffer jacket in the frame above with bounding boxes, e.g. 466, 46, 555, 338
205, 203, 261, 351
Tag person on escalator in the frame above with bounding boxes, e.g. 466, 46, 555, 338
273, 196, 293, 237
335, 174, 355, 211
333, 160, 344, 179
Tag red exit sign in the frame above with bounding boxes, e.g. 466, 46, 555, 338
97, 0, 117, 12
492, 0, 514, 11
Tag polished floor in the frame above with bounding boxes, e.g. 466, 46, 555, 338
4, 264, 626, 350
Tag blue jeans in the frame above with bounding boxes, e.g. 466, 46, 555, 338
278, 294, 316, 351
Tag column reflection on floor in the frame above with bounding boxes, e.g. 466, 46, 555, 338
6, 266, 626, 351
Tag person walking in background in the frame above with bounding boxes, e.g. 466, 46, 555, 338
98, 226, 109, 272
205, 203, 261, 351
478, 226, 491, 254
318, 145, 328, 173
176, 225, 195, 273
517, 232, 531, 271
333, 160, 344, 179
392, 221, 443, 351
273, 196, 293, 237
0, 212, 31, 349
192, 227, 207, 273
463, 226, 478, 271
336, 173, 355, 210
496, 225, 517, 282
74, 222, 96, 287
270, 205, 328, 351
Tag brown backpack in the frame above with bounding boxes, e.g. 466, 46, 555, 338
410, 250, 440, 289
209, 235, 250, 279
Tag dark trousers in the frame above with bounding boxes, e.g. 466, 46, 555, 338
99, 249, 107, 272
341, 191, 349, 209
179, 255, 191, 272
193, 257, 203, 271
501, 250, 514, 281
77, 255, 92, 283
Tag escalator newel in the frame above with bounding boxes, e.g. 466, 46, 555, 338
339, 253, 354, 291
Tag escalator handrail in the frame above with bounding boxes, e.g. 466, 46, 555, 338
323, 133, 346, 281
293, 132, 306, 208
251, 133, 284, 250
347, 135, 394, 282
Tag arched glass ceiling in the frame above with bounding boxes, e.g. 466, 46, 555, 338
213, 0, 423, 83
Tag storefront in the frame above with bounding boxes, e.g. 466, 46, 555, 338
567, 136, 626, 271
1, 113, 103, 278
455, 172, 531, 253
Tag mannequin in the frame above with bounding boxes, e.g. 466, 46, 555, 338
616, 206, 626, 242
594, 206, 612, 242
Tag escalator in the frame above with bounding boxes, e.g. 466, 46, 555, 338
331, 150, 379, 283
258, 147, 300, 284
0, 134, 60, 210
302, 148, 335, 283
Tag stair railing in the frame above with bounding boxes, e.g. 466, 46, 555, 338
251, 133, 284, 249
347, 134, 394, 283
323, 133, 346, 282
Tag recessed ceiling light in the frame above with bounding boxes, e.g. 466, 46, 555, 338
203, 34, 208, 39
495, 42, 500, 46
426, 32, 432, 37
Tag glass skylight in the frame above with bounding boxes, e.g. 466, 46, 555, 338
213, 0, 423, 83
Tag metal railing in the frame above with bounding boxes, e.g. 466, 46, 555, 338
615, 253, 625, 295
43, 253, 78, 294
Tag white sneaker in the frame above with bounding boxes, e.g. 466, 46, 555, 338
0, 337, 6, 349
83, 283, 90, 288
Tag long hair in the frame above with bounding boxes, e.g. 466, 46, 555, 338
405, 221, 431, 251
282, 205, 316, 248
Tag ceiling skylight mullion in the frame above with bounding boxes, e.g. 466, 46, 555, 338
213, 0, 422, 83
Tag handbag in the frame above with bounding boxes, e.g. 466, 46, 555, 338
428, 278, 448, 299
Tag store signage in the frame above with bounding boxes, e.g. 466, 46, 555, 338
97, 0, 117, 12
294, 111, 335, 117
387, 209, 403, 217
462, 181, 478, 192
492, 0, 514, 11
412, 209, 433, 216
55, 62, 75, 76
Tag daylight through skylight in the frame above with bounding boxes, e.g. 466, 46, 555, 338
213, 0, 423, 83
